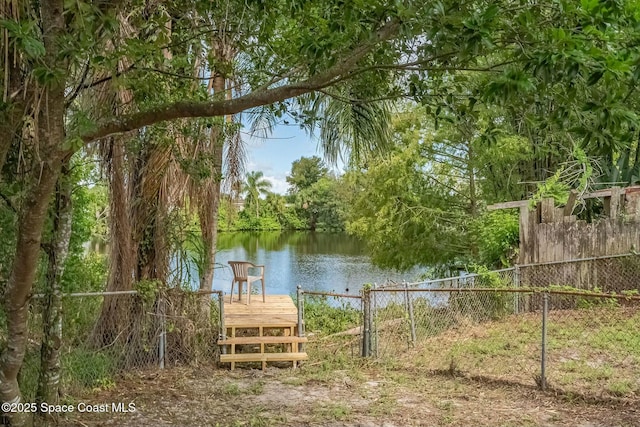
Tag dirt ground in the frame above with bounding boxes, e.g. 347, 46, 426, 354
64, 362, 639, 427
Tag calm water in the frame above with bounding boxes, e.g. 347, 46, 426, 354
196, 231, 423, 296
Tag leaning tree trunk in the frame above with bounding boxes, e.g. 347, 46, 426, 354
36, 161, 73, 424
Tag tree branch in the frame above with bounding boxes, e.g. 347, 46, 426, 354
81, 20, 401, 143
0, 192, 17, 213
65, 59, 91, 108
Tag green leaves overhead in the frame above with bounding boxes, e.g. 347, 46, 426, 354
0, 19, 44, 59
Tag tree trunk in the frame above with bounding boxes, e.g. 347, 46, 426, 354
198, 129, 223, 292
0, 159, 62, 427
199, 73, 226, 292
35, 162, 72, 424
91, 136, 135, 349
467, 142, 479, 258
0, 1, 66, 424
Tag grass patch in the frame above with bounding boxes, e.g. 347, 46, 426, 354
403, 306, 640, 398
62, 348, 117, 394
312, 402, 352, 421
248, 380, 265, 395
368, 390, 398, 417
17, 349, 41, 401
608, 380, 635, 397
280, 376, 306, 386
222, 382, 242, 396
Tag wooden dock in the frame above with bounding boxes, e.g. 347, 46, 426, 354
217, 295, 308, 370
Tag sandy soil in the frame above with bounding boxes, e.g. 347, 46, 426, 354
64, 363, 639, 427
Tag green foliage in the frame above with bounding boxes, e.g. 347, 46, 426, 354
57, 154, 109, 293
0, 19, 44, 59
344, 112, 472, 270
135, 279, 162, 305
62, 348, 117, 393
286, 156, 329, 193
296, 176, 346, 231
62, 252, 107, 293
302, 296, 360, 335
472, 211, 519, 267
62, 295, 103, 347
242, 171, 273, 218
232, 210, 282, 231
218, 156, 347, 232
0, 198, 17, 294
16, 349, 40, 401
530, 145, 598, 208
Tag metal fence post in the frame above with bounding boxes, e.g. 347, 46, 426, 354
219, 290, 226, 355
513, 265, 520, 314
404, 281, 417, 347
159, 294, 166, 369
362, 287, 371, 357
540, 292, 549, 390
373, 282, 378, 358
297, 285, 305, 352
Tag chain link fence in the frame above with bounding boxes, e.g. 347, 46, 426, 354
363, 255, 640, 400
298, 290, 364, 363
297, 254, 640, 400
370, 285, 539, 384
10, 289, 221, 402
519, 253, 640, 292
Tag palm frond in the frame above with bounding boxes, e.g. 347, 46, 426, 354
223, 119, 246, 199
308, 88, 392, 166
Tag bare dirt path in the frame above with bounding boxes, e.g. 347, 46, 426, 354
65, 364, 638, 427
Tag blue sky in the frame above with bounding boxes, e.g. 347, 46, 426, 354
242, 123, 335, 194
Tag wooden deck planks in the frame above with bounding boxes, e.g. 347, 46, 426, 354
224, 294, 299, 327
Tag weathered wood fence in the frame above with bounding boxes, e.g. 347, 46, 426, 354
489, 186, 640, 290
489, 186, 640, 263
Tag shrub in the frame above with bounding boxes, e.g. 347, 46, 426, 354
301, 295, 360, 335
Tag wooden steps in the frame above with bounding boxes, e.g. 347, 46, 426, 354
218, 336, 308, 345
219, 294, 308, 370
220, 353, 308, 363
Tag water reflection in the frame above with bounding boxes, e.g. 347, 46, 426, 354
210, 231, 423, 296
90, 231, 422, 297
216, 231, 365, 256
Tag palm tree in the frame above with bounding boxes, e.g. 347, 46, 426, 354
242, 171, 272, 217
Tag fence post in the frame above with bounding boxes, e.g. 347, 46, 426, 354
404, 281, 417, 347
219, 291, 226, 355
296, 285, 305, 352
362, 286, 372, 357
540, 292, 549, 390
513, 265, 520, 314
159, 293, 166, 369
373, 282, 378, 358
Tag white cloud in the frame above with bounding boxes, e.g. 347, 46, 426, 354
263, 175, 290, 195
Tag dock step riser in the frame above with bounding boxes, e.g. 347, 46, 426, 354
220, 353, 308, 363
219, 295, 308, 370
218, 336, 308, 345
